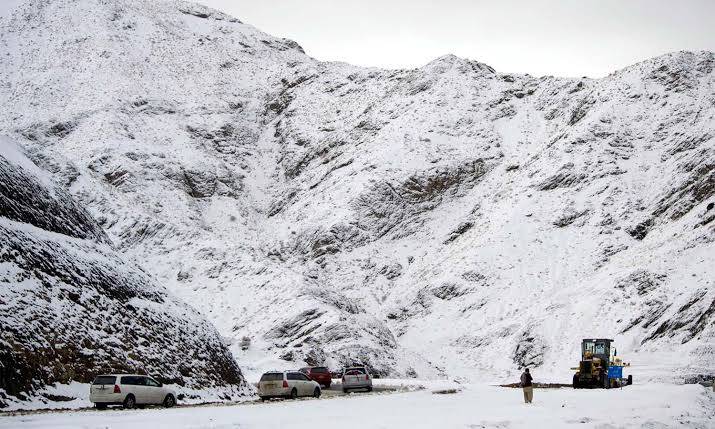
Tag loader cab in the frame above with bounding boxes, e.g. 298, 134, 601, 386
581, 338, 612, 365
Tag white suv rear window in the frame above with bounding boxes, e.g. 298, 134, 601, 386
260, 373, 283, 381
92, 376, 116, 385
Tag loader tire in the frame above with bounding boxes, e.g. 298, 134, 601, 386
626, 375, 632, 386
572, 374, 580, 389
602, 373, 610, 389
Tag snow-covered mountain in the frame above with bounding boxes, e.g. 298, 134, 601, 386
0, 137, 250, 408
0, 0, 713, 386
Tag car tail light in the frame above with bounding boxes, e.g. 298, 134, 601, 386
113, 385, 121, 394
365, 374, 370, 381
282, 380, 288, 388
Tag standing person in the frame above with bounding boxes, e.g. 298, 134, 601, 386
521, 368, 533, 403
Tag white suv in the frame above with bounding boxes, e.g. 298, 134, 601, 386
258, 371, 321, 401
341, 366, 372, 393
89, 374, 176, 409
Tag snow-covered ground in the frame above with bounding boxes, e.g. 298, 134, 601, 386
2, 383, 713, 429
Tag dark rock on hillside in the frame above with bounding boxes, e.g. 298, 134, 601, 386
615, 270, 666, 296
553, 208, 589, 227
0, 143, 108, 243
643, 290, 715, 344
353, 160, 491, 239
431, 282, 471, 300
444, 221, 474, 244
537, 163, 586, 191
512, 331, 546, 369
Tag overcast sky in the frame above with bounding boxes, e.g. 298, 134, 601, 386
198, 0, 715, 78
1, 1, 713, 77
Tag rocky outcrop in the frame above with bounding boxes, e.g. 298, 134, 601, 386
0, 142, 108, 243
0, 141, 250, 408
352, 160, 491, 239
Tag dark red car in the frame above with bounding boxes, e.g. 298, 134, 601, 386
299, 366, 332, 387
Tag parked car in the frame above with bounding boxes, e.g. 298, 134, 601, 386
299, 366, 332, 387
341, 366, 372, 393
89, 374, 176, 409
258, 371, 321, 401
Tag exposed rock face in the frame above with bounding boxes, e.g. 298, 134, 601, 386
0, 139, 250, 408
0, 146, 108, 242
0, 0, 713, 384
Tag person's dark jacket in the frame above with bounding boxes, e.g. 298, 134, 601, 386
520, 372, 533, 387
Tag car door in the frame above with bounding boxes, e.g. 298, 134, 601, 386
293, 372, 306, 396
119, 376, 136, 402
297, 373, 313, 396
286, 372, 304, 396
144, 377, 164, 404
132, 376, 150, 404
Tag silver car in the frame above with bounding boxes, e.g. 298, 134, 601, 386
258, 371, 321, 401
341, 367, 372, 393
89, 374, 176, 409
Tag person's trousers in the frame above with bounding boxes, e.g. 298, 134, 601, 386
523, 386, 534, 403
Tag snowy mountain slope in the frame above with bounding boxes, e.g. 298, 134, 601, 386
0, 0, 713, 383
0, 138, 250, 409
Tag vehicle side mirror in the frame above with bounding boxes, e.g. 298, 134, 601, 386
158, 382, 163, 387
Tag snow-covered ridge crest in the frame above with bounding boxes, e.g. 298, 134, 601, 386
0, 0, 713, 386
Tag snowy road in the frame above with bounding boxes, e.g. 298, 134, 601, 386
2, 384, 713, 429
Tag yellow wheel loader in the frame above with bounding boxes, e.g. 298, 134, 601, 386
572, 338, 632, 389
